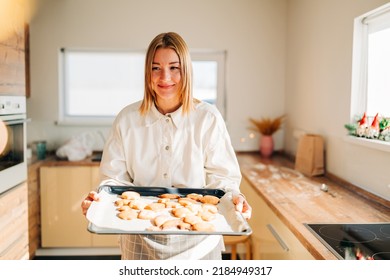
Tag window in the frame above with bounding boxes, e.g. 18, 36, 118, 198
59, 49, 225, 125
351, 3, 390, 121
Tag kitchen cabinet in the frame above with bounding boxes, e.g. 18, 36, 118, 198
240, 177, 314, 260
0, 183, 29, 259
27, 161, 42, 258
40, 166, 118, 248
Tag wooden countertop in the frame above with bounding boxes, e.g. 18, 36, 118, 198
236, 152, 390, 260
28, 152, 101, 167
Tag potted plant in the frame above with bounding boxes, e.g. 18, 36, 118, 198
249, 115, 285, 157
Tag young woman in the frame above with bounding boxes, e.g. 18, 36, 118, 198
81, 32, 251, 260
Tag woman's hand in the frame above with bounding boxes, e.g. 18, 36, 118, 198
81, 191, 100, 216
232, 194, 252, 220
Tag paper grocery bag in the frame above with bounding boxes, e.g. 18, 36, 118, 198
295, 134, 325, 176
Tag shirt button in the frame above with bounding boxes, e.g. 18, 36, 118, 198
165, 118, 170, 123
163, 173, 168, 178
165, 145, 170, 150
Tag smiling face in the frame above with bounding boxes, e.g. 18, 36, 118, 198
151, 48, 182, 114
139, 32, 193, 116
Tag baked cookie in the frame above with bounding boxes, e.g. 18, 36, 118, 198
145, 202, 166, 212
157, 198, 171, 204
153, 214, 171, 227
164, 201, 181, 208
178, 221, 192, 230
117, 209, 138, 220
183, 215, 202, 225
201, 203, 218, 214
114, 199, 131, 207
172, 207, 192, 218
121, 191, 141, 200
198, 210, 216, 222
186, 193, 203, 202
192, 222, 216, 232
129, 200, 147, 210
159, 193, 180, 199
117, 205, 132, 212
138, 209, 156, 220
178, 197, 196, 206
161, 219, 180, 230
200, 195, 220, 205
185, 203, 201, 214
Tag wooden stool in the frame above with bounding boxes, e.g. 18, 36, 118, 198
223, 235, 252, 260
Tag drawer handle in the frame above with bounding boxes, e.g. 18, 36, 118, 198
266, 224, 289, 252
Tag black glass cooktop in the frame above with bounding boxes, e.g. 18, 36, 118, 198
305, 223, 390, 260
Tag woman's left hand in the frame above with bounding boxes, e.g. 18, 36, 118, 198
232, 194, 252, 220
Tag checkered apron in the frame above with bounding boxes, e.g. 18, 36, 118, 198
119, 234, 224, 260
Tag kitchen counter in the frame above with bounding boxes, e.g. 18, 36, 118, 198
27, 152, 103, 258
236, 152, 390, 260
28, 151, 389, 259
28, 152, 102, 167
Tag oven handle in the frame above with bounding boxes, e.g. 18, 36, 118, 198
2, 118, 31, 125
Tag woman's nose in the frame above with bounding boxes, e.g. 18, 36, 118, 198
160, 69, 170, 81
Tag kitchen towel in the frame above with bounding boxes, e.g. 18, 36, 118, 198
56, 132, 95, 161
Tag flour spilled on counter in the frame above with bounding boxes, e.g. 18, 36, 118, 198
247, 164, 330, 196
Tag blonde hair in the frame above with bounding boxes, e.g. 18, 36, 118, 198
139, 32, 194, 115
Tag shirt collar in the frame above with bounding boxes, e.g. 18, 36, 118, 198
144, 103, 185, 128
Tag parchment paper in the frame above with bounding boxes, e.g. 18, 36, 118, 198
86, 187, 251, 235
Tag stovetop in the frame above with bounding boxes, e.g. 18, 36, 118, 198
305, 223, 390, 260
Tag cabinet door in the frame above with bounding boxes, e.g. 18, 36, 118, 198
241, 177, 314, 260
0, 182, 29, 259
40, 166, 92, 247
90, 167, 119, 247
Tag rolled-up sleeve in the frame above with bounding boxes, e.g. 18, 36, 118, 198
203, 112, 242, 196
99, 116, 134, 187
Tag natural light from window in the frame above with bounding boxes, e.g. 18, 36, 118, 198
60, 50, 223, 124
367, 28, 390, 117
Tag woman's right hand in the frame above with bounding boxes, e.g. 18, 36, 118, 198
81, 191, 100, 216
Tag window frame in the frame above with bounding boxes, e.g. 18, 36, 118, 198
348, 2, 390, 152
350, 2, 390, 120
58, 48, 226, 126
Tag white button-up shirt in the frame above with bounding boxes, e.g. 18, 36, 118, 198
100, 100, 241, 194
98, 100, 242, 259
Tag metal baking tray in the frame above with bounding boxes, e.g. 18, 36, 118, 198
87, 185, 252, 236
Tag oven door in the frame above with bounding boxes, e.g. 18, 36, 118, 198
0, 115, 27, 194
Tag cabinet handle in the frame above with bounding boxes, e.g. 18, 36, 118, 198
266, 224, 289, 252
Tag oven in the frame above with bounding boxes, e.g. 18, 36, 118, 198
0, 96, 27, 194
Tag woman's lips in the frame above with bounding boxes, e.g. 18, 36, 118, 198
158, 84, 174, 89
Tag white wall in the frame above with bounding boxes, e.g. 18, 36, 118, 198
28, 0, 390, 201
285, 0, 390, 200
27, 0, 287, 152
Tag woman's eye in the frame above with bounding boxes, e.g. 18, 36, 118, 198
170, 66, 180, 70
152, 66, 160, 71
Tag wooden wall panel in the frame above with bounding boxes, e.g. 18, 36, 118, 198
0, 26, 26, 96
